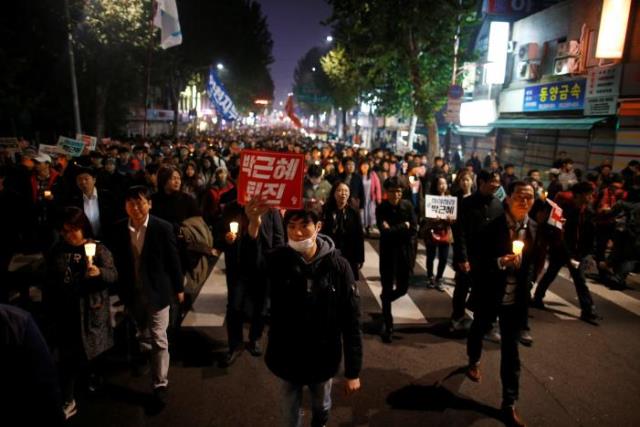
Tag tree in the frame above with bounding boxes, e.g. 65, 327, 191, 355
326, 0, 477, 158
319, 46, 359, 136
292, 47, 333, 117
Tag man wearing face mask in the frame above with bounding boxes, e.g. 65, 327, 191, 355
244, 201, 362, 427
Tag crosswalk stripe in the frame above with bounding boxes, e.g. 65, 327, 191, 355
182, 254, 227, 327
415, 243, 581, 320
558, 269, 640, 317
362, 241, 428, 325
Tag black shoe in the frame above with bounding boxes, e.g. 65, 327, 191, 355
381, 324, 393, 344
247, 340, 263, 357
530, 298, 545, 310
501, 405, 526, 427
222, 348, 242, 367
153, 386, 168, 406
580, 312, 602, 326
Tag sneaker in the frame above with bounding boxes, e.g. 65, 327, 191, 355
519, 330, 533, 346
501, 405, 526, 427
435, 278, 445, 292
63, 400, 77, 420
484, 330, 501, 343
247, 340, 263, 357
426, 277, 435, 288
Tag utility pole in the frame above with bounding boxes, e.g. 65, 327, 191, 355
64, 0, 82, 135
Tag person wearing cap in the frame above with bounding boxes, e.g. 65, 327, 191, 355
70, 166, 120, 240
27, 153, 61, 251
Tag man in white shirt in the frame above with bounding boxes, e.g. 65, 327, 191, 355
74, 167, 120, 240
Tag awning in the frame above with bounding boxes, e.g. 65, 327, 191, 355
451, 125, 494, 137
489, 117, 607, 130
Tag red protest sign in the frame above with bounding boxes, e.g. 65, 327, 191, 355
237, 149, 305, 209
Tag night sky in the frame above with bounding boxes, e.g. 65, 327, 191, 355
258, 0, 332, 107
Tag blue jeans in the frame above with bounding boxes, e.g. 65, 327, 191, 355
280, 378, 332, 427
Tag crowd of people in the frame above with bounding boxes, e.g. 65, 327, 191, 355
0, 128, 639, 426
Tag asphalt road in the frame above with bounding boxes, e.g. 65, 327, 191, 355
68, 240, 640, 427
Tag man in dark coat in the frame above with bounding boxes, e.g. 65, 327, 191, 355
465, 181, 538, 427
109, 186, 184, 406
244, 201, 362, 427
339, 157, 365, 210
215, 200, 284, 366
376, 176, 418, 343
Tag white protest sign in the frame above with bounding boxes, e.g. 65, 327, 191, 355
425, 195, 458, 220
38, 144, 66, 156
76, 134, 97, 151
57, 136, 85, 157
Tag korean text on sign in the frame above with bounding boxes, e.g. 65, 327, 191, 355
425, 195, 458, 220
238, 149, 305, 209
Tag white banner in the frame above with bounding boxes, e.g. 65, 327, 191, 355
57, 136, 85, 157
75, 134, 97, 151
425, 195, 458, 220
39, 144, 66, 156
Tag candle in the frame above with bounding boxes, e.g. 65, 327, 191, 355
84, 242, 97, 266
229, 222, 239, 234
44, 190, 52, 198
512, 240, 524, 256
452, 173, 457, 182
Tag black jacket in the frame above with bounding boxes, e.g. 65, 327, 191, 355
376, 199, 418, 265
339, 172, 365, 209
322, 205, 365, 277
453, 191, 504, 264
110, 215, 184, 311
70, 188, 123, 239
471, 212, 538, 317
252, 235, 362, 384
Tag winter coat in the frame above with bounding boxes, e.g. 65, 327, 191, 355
46, 242, 117, 360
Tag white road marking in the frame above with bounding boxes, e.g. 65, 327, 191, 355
182, 254, 228, 327
362, 241, 428, 324
559, 269, 640, 317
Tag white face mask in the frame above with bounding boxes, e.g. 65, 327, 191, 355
288, 236, 315, 253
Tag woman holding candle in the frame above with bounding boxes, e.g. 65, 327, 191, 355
45, 207, 117, 419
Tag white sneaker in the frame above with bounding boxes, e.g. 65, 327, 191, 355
483, 330, 501, 343
63, 399, 77, 419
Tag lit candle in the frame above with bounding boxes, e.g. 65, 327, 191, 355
44, 190, 52, 198
229, 222, 239, 234
452, 173, 457, 181
512, 240, 524, 256
84, 242, 97, 266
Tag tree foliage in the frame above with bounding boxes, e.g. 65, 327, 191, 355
325, 0, 478, 153
320, 46, 359, 111
292, 47, 333, 115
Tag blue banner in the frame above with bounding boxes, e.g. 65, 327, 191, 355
523, 79, 586, 112
206, 67, 239, 122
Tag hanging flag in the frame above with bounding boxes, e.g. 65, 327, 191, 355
153, 0, 182, 49
285, 95, 302, 128
206, 67, 239, 122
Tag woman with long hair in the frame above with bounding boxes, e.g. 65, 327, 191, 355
424, 175, 452, 291
322, 181, 365, 279
45, 207, 117, 419
358, 159, 382, 234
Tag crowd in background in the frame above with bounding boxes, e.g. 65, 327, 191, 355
0, 128, 639, 425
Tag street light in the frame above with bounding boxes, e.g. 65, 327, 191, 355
312, 67, 316, 72
326, 35, 333, 43
216, 63, 224, 71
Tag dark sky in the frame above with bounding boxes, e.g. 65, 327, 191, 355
258, 0, 332, 107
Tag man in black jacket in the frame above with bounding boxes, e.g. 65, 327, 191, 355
465, 181, 537, 427
376, 176, 418, 343
110, 186, 184, 405
71, 166, 121, 240
245, 201, 362, 427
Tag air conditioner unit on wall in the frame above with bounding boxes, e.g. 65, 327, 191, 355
557, 40, 580, 58
518, 43, 539, 61
517, 61, 540, 80
554, 57, 579, 75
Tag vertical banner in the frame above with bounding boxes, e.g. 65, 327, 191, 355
237, 149, 305, 209
153, 0, 182, 49
206, 67, 239, 122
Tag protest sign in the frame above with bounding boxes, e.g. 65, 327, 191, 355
546, 198, 564, 230
425, 195, 458, 220
39, 144, 66, 157
494, 185, 507, 202
237, 149, 304, 209
57, 136, 85, 157
76, 134, 97, 151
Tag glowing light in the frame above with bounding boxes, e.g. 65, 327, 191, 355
216, 63, 224, 70
486, 21, 510, 84
596, 0, 632, 59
